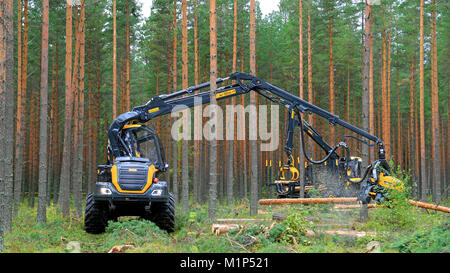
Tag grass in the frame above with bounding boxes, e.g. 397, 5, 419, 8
2, 196, 449, 253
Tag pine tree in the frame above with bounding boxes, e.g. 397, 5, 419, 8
37, 0, 50, 224
113, 0, 117, 118
181, 0, 189, 212
430, 0, 441, 202
419, 0, 426, 201
249, 0, 258, 215
14, 0, 25, 217
208, 0, 218, 221
60, 0, 73, 217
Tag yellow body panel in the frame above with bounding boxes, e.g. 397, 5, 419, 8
111, 164, 158, 194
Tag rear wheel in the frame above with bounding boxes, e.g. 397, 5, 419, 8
145, 192, 175, 233
84, 193, 108, 234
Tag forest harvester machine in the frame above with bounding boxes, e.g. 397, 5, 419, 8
84, 72, 403, 234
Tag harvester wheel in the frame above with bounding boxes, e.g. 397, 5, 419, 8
84, 193, 108, 234
148, 192, 175, 233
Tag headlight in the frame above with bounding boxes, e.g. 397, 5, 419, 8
99, 187, 112, 195
151, 189, 163, 196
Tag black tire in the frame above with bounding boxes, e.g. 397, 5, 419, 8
84, 193, 108, 234
147, 192, 175, 233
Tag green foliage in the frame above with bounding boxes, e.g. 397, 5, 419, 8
4, 197, 448, 253
277, 212, 314, 245
390, 219, 450, 253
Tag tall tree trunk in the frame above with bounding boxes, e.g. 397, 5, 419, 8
419, 0, 426, 201
112, 0, 117, 119
181, 0, 189, 212
59, 1, 73, 217
70, 9, 80, 204
193, 0, 201, 204
37, 0, 50, 224
386, 8, 392, 161
50, 41, 60, 204
307, 1, 312, 126
208, 0, 218, 220
14, 0, 25, 217
226, 0, 238, 206
381, 7, 388, 161
0, 0, 14, 234
87, 44, 94, 194
74, 0, 85, 217
249, 0, 258, 215
171, 0, 178, 203
430, 0, 441, 202
360, 0, 372, 222
368, 11, 374, 163
239, 22, 247, 200
396, 69, 402, 168
298, 0, 305, 198
126, 0, 130, 111
328, 5, 335, 144
0, 1, 4, 247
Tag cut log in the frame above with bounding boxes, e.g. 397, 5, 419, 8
216, 219, 271, 223
408, 199, 450, 213
334, 204, 376, 209
108, 244, 135, 253
259, 197, 358, 205
305, 229, 378, 238
211, 224, 241, 235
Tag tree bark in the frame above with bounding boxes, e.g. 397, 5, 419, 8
298, 0, 305, 198
59, 1, 73, 217
112, 0, 117, 119
249, 0, 258, 216
328, 5, 335, 145
193, 0, 201, 204
419, 0, 426, 201
171, 0, 178, 203
1, 0, 15, 234
430, 0, 441, 202
74, 0, 85, 217
360, 1, 372, 222
14, 0, 26, 217
126, 0, 131, 111
225, 0, 238, 206
208, 0, 218, 220
307, 1, 313, 127
181, 0, 189, 212
37, 0, 50, 224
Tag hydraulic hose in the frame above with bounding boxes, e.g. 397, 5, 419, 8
297, 114, 376, 184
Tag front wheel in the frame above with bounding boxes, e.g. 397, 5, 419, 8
145, 193, 175, 233
84, 193, 108, 234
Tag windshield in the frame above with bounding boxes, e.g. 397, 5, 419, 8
136, 134, 159, 163
120, 126, 166, 169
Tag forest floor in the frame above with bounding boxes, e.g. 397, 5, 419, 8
3, 196, 449, 253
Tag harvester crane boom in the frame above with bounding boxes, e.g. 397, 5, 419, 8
108, 72, 386, 171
